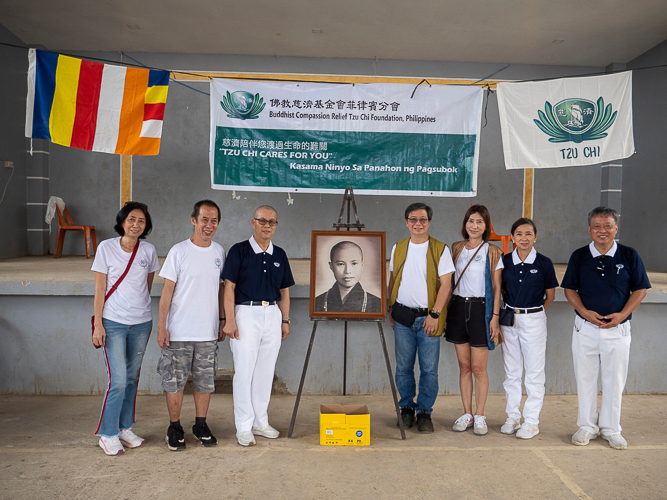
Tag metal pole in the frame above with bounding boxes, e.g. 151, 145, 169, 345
343, 321, 348, 395
378, 321, 406, 440
288, 321, 319, 438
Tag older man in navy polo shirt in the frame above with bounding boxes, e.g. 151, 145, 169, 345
222, 205, 295, 447
562, 206, 650, 450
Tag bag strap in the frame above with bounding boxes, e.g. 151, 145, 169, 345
104, 240, 140, 302
453, 242, 484, 293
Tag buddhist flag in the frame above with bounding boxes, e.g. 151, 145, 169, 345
25, 48, 169, 156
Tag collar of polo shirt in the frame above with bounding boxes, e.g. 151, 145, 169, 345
512, 247, 537, 265
589, 241, 617, 258
249, 235, 274, 255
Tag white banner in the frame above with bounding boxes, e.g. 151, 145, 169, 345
209, 79, 483, 196
497, 72, 634, 169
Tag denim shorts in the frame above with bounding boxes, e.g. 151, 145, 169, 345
156, 341, 218, 393
445, 296, 488, 348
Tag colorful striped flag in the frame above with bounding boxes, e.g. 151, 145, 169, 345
25, 49, 169, 156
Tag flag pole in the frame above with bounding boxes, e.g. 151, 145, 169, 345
121, 155, 132, 206
523, 168, 534, 219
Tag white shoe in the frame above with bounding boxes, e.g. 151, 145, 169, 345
452, 413, 474, 432
99, 435, 125, 456
571, 428, 599, 446
500, 418, 521, 435
236, 431, 257, 447
252, 425, 280, 439
516, 423, 539, 439
601, 432, 627, 450
119, 429, 145, 448
473, 415, 488, 435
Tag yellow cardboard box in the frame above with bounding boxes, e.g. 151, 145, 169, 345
320, 404, 370, 446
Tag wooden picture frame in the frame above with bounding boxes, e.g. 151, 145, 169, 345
309, 230, 387, 319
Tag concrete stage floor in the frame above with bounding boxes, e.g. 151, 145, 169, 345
1, 255, 667, 294
1, 394, 666, 500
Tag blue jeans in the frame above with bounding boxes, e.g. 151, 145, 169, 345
393, 316, 441, 414
96, 318, 152, 437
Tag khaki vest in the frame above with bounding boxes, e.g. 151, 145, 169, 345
451, 240, 503, 290
390, 237, 448, 337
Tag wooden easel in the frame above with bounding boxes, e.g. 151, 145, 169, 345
288, 187, 406, 440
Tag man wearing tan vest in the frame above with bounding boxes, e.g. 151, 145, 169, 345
388, 202, 454, 432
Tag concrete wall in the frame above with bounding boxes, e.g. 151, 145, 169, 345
47, 51, 605, 263
623, 40, 667, 272
1, 291, 665, 395
0, 25, 28, 259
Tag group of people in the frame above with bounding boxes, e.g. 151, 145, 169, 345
390, 203, 649, 451
92, 200, 293, 455
90, 199, 650, 456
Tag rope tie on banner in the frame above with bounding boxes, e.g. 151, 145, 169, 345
410, 79, 431, 98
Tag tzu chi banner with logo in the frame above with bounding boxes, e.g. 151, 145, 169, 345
209, 79, 483, 196
497, 71, 634, 169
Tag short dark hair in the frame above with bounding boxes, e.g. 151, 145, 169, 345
511, 217, 537, 235
330, 241, 363, 262
114, 201, 152, 239
461, 204, 492, 241
587, 206, 619, 225
191, 200, 221, 221
404, 202, 433, 221
254, 205, 278, 219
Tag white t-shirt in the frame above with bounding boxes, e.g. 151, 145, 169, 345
389, 240, 455, 308
159, 239, 226, 342
91, 238, 160, 325
454, 242, 504, 298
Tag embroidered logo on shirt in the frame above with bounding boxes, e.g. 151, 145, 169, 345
274, 262, 280, 267
214, 258, 222, 268
138, 259, 148, 268
474, 255, 483, 262
530, 269, 538, 274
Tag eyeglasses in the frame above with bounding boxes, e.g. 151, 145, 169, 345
254, 218, 278, 227
591, 224, 616, 232
407, 217, 430, 225
596, 255, 606, 276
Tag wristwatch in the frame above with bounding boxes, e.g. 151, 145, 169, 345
429, 309, 441, 319
282, 318, 291, 325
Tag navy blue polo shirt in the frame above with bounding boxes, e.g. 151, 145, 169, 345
221, 236, 295, 304
502, 249, 559, 308
561, 242, 650, 321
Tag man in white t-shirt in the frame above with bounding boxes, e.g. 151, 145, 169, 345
157, 200, 226, 451
388, 202, 455, 433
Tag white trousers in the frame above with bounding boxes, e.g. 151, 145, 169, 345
501, 310, 548, 425
572, 315, 631, 435
230, 304, 282, 433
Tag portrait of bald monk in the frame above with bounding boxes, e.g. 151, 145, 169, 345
315, 241, 381, 313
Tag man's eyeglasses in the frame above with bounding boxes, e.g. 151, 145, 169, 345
596, 255, 606, 276
407, 217, 430, 225
254, 218, 278, 227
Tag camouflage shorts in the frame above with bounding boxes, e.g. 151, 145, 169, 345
156, 341, 218, 394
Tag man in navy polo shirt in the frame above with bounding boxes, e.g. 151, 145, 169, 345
562, 206, 650, 450
222, 205, 295, 447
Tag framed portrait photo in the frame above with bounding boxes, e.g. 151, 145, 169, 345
309, 230, 387, 320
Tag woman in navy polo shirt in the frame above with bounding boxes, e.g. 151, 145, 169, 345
499, 218, 558, 439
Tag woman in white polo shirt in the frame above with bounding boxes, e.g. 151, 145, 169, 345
446, 205, 503, 436
91, 202, 160, 456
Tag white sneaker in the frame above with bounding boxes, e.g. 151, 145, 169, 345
500, 418, 521, 435
452, 413, 474, 432
119, 429, 145, 448
571, 428, 599, 446
236, 431, 257, 447
99, 435, 125, 456
252, 425, 280, 439
601, 432, 627, 450
473, 415, 488, 435
516, 423, 539, 439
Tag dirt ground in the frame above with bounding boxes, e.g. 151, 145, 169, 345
1, 393, 666, 500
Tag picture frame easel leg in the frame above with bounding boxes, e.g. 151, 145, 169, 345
378, 321, 406, 440
288, 320, 319, 438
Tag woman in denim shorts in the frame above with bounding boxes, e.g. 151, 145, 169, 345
91, 202, 160, 455
446, 205, 503, 436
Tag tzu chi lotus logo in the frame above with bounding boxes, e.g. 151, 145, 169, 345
220, 91, 266, 120
533, 97, 617, 143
